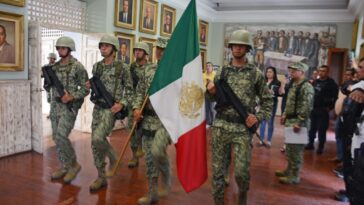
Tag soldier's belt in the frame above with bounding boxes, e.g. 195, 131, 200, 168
142, 129, 156, 138
216, 113, 244, 124
143, 109, 157, 117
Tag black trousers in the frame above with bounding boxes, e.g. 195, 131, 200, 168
308, 107, 329, 149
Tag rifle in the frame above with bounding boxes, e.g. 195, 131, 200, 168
89, 76, 128, 120
215, 78, 266, 146
42, 65, 75, 114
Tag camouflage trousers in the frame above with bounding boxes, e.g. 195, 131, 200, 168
128, 109, 143, 154
285, 144, 305, 177
142, 127, 171, 179
91, 107, 117, 174
50, 102, 78, 168
212, 127, 252, 199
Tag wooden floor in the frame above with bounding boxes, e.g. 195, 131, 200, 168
0, 118, 346, 205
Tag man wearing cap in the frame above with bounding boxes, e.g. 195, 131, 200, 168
206, 30, 272, 205
49, 36, 89, 184
133, 37, 171, 205
85, 34, 133, 192
276, 62, 314, 184
127, 42, 151, 168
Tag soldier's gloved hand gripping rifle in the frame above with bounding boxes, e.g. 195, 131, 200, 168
214, 78, 267, 147
42, 65, 76, 115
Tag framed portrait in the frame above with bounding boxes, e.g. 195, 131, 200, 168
160, 4, 176, 37
114, 0, 137, 30
199, 20, 209, 46
139, 0, 158, 35
0, 11, 24, 71
115, 32, 135, 65
0, 0, 25, 7
139, 37, 156, 63
200, 48, 207, 72
352, 18, 359, 51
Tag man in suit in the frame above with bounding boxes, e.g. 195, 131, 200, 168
119, 0, 132, 24
0, 25, 15, 64
119, 42, 130, 65
163, 13, 172, 34
143, 6, 154, 29
200, 26, 206, 42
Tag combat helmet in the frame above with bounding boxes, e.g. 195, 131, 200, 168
155, 37, 169, 49
56, 36, 76, 51
48, 53, 57, 59
134, 42, 150, 55
228, 29, 253, 50
99, 34, 120, 51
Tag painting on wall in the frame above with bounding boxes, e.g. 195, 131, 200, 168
199, 20, 208, 46
0, 11, 24, 71
0, 0, 25, 7
139, 0, 158, 35
201, 48, 207, 72
114, 0, 137, 30
139, 37, 156, 63
115, 32, 135, 65
224, 23, 337, 76
160, 4, 176, 37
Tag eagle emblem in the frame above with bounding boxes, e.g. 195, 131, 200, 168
179, 81, 204, 119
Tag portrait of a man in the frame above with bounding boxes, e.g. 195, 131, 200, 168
199, 20, 209, 46
119, 0, 132, 24
143, 5, 154, 29
200, 25, 206, 43
163, 12, 172, 34
118, 41, 130, 65
0, 24, 15, 64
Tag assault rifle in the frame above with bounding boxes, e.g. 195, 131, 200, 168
89, 76, 128, 120
214, 78, 265, 146
42, 65, 75, 114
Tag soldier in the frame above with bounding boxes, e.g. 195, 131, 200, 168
276, 62, 314, 184
127, 42, 150, 168
85, 34, 133, 192
206, 30, 273, 205
133, 37, 171, 205
49, 36, 89, 183
42, 53, 57, 109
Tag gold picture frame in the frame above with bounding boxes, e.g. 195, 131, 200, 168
139, 0, 158, 35
0, 0, 25, 7
115, 32, 135, 65
200, 48, 207, 72
139, 37, 156, 63
114, 0, 137, 30
0, 11, 24, 71
160, 4, 176, 37
199, 20, 209, 46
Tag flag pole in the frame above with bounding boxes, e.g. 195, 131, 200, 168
111, 95, 149, 176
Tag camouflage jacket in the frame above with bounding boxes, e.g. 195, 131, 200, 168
133, 63, 163, 131
129, 61, 148, 90
209, 63, 273, 132
283, 79, 314, 127
51, 57, 89, 109
92, 59, 133, 107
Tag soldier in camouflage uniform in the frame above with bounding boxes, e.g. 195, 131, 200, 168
43, 53, 57, 104
50, 36, 89, 184
127, 42, 150, 168
206, 30, 273, 205
133, 37, 171, 205
276, 62, 314, 184
85, 34, 133, 192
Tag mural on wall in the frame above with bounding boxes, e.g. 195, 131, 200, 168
224, 23, 336, 76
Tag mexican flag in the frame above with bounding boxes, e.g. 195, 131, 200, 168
148, 0, 207, 193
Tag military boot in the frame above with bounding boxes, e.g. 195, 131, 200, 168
90, 168, 108, 192
51, 167, 68, 180
138, 177, 159, 205
158, 170, 171, 197
275, 169, 290, 177
214, 197, 224, 205
63, 162, 81, 184
136, 145, 144, 158
128, 152, 139, 168
238, 191, 248, 205
279, 176, 300, 184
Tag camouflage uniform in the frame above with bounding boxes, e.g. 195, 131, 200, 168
209, 63, 273, 200
133, 62, 171, 204
278, 62, 314, 184
90, 60, 132, 179
50, 56, 89, 172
